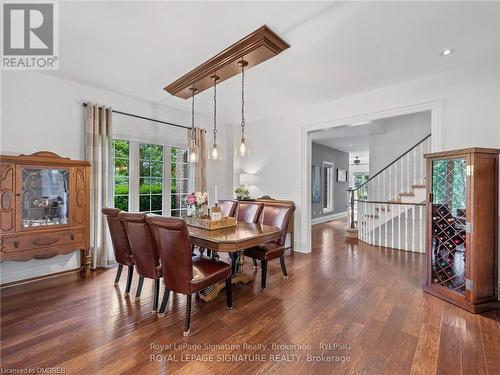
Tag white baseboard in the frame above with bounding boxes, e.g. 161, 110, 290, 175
311, 211, 348, 225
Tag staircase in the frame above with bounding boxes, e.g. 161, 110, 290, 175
347, 134, 431, 253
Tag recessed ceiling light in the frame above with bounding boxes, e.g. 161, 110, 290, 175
441, 48, 455, 56
348, 144, 353, 147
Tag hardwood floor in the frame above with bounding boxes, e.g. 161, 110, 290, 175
1, 219, 499, 375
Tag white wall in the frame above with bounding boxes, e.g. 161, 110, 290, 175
0, 71, 233, 283
236, 59, 500, 253
369, 111, 431, 175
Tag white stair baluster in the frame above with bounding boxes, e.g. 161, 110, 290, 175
405, 204, 408, 251
412, 204, 416, 252
418, 206, 425, 253
397, 205, 401, 250
391, 203, 394, 248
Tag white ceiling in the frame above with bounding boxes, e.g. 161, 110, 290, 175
311, 111, 430, 154
49, 1, 500, 123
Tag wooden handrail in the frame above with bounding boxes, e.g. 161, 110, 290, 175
346, 133, 431, 229
354, 199, 425, 207
347, 133, 431, 193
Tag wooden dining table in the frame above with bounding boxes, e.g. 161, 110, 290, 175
188, 222, 281, 302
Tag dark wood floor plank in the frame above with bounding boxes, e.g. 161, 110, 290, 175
478, 311, 500, 375
1, 218, 498, 375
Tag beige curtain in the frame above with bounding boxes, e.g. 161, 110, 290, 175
85, 103, 113, 269
188, 128, 207, 192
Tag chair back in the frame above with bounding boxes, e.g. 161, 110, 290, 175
146, 216, 193, 294
260, 203, 295, 246
102, 208, 133, 266
218, 200, 238, 217
118, 212, 160, 279
237, 202, 263, 223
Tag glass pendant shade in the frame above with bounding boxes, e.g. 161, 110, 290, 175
188, 139, 199, 163
208, 141, 222, 160
188, 86, 198, 163
238, 137, 250, 157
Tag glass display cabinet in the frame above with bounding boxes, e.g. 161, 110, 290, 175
0, 152, 91, 278
20, 168, 70, 228
424, 148, 499, 313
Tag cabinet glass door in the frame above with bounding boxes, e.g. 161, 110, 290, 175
20, 167, 70, 228
430, 158, 467, 294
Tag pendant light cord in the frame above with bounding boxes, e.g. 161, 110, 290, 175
191, 88, 196, 142
213, 77, 217, 143
241, 63, 245, 138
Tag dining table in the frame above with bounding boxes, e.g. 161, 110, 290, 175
188, 222, 281, 302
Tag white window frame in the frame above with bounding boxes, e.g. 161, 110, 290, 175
112, 135, 188, 216
322, 161, 334, 213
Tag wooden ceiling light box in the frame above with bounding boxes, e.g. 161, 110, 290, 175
164, 25, 290, 99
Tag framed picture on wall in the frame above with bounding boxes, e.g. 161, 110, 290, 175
337, 168, 347, 182
312, 165, 321, 203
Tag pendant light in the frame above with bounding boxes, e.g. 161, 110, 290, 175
238, 59, 249, 157
208, 75, 222, 160
188, 87, 199, 163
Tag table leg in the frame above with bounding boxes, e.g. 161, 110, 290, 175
198, 251, 254, 303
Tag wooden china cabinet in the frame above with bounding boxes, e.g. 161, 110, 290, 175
0, 152, 91, 279
424, 148, 499, 313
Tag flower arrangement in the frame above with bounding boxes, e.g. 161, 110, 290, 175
186, 192, 208, 217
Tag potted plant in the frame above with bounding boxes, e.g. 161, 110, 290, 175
235, 186, 250, 200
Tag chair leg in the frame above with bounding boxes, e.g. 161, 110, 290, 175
226, 278, 233, 310
114, 264, 123, 286
152, 279, 160, 313
252, 258, 258, 270
124, 265, 134, 296
280, 256, 288, 280
261, 260, 268, 291
183, 294, 192, 336
157, 288, 170, 317
135, 276, 144, 300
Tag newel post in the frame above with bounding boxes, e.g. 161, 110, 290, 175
345, 188, 358, 239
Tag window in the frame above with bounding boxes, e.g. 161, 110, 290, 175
139, 143, 164, 215
353, 173, 369, 200
170, 147, 189, 217
113, 140, 129, 211
112, 139, 189, 217
322, 162, 333, 212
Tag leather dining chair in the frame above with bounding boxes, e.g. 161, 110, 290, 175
118, 212, 169, 316
244, 203, 295, 290
102, 208, 135, 296
146, 216, 232, 336
218, 200, 238, 217
236, 202, 263, 223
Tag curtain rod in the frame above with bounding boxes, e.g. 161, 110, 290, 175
82, 102, 191, 130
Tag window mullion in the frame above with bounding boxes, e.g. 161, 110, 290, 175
129, 141, 140, 212
164, 146, 171, 216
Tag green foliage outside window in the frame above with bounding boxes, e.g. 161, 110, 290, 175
113, 140, 129, 211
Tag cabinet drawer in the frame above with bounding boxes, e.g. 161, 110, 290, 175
1, 229, 84, 254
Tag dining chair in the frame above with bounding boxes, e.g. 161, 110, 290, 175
102, 208, 135, 296
118, 212, 169, 316
244, 203, 295, 290
218, 200, 238, 217
236, 202, 263, 223
146, 216, 232, 336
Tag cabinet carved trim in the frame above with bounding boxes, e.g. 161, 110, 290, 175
0, 165, 15, 233
0, 152, 91, 280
